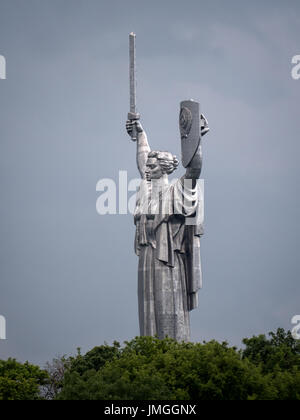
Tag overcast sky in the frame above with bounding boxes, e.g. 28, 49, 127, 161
0, 0, 299, 365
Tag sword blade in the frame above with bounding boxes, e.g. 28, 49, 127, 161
129, 32, 136, 114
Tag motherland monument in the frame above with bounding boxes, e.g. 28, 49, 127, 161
126, 33, 209, 342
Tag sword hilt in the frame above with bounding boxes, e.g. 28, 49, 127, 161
127, 112, 140, 142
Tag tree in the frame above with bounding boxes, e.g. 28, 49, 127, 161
0, 358, 48, 400
69, 342, 121, 376
241, 328, 300, 400
2, 328, 299, 400
41, 356, 71, 400
242, 328, 300, 373
57, 336, 277, 400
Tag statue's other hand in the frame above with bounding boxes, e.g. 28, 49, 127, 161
201, 114, 210, 137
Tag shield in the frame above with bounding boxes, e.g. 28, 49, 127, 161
179, 100, 201, 168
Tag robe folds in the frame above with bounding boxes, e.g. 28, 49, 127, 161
134, 177, 204, 342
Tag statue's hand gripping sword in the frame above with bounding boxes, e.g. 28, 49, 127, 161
128, 32, 140, 141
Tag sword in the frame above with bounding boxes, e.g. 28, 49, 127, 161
128, 32, 140, 141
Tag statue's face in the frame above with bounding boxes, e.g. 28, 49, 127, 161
145, 158, 164, 181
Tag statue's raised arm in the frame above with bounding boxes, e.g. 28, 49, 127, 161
126, 33, 151, 179
126, 119, 150, 178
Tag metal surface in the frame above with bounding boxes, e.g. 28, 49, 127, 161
125, 35, 210, 342
129, 32, 136, 115
179, 100, 201, 168
126, 105, 209, 342
128, 32, 140, 141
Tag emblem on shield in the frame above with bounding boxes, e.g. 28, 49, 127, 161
179, 100, 201, 168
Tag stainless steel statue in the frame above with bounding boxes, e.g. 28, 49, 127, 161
126, 33, 209, 342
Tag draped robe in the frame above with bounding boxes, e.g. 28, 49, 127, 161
134, 177, 203, 342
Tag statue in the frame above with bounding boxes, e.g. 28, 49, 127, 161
126, 33, 209, 342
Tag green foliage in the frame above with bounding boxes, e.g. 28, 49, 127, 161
242, 328, 300, 373
241, 328, 300, 400
69, 342, 121, 376
2, 328, 299, 400
0, 358, 48, 400
57, 330, 300, 400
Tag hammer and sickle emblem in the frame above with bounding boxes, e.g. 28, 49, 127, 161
180, 107, 193, 139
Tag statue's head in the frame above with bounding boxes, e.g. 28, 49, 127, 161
145, 151, 179, 181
